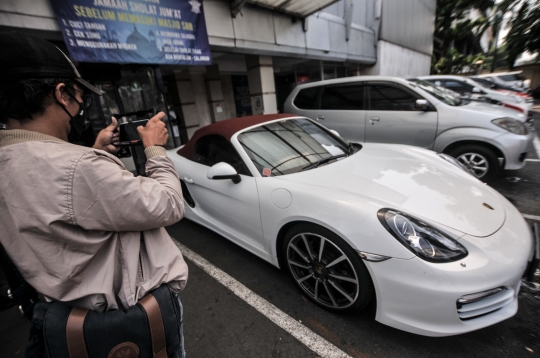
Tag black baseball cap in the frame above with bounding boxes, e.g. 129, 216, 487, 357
0, 32, 101, 95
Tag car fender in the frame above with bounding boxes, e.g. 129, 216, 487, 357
255, 178, 416, 264
432, 127, 506, 155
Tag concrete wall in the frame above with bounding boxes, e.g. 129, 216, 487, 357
380, 0, 436, 56
361, 40, 432, 77
204, 0, 377, 63
515, 64, 540, 90
0, 0, 58, 31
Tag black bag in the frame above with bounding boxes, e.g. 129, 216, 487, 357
1, 239, 181, 358
32, 284, 181, 358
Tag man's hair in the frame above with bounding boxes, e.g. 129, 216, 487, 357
0, 78, 76, 124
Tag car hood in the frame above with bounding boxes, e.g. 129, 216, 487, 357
459, 100, 525, 120
284, 144, 506, 237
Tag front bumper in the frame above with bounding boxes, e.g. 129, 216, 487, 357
494, 130, 536, 170
365, 197, 533, 336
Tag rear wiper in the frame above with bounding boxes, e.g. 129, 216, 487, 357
301, 154, 347, 171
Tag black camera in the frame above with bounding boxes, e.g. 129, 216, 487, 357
113, 108, 157, 147
117, 118, 149, 146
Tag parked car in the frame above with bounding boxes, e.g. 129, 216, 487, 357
167, 114, 538, 336
477, 71, 530, 91
284, 76, 535, 182
418, 75, 533, 116
469, 76, 530, 96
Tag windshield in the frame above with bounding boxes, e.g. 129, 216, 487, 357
408, 78, 462, 106
469, 77, 495, 88
499, 74, 523, 81
238, 118, 352, 176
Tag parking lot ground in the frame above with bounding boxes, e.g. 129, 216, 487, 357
173, 252, 319, 358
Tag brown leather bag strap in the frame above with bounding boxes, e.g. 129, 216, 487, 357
66, 307, 90, 358
139, 293, 167, 358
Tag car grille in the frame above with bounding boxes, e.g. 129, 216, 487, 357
457, 288, 515, 321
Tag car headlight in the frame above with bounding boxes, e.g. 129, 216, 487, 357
514, 96, 523, 103
377, 209, 468, 263
438, 153, 472, 174
492, 117, 529, 135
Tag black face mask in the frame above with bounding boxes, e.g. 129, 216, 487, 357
56, 90, 90, 143
67, 102, 90, 143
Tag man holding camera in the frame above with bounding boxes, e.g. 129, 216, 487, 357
0, 32, 188, 357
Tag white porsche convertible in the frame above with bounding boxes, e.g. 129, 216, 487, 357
167, 114, 538, 337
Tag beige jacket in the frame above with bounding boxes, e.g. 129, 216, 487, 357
0, 129, 187, 312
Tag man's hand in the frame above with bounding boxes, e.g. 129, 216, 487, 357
93, 117, 120, 154
137, 112, 168, 149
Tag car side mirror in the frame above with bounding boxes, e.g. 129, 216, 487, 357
415, 99, 429, 110
472, 87, 482, 93
207, 162, 241, 184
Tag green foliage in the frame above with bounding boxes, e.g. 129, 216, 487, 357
433, 0, 496, 74
432, 48, 487, 74
499, 0, 540, 68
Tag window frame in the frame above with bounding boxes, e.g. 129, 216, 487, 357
366, 81, 428, 111
293, 86, 322, 110
320, 82, 366, 111
193, 134, 252, 177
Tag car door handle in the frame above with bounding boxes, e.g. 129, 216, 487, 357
370, 116, 380, 121
317, 115, 325, 120
183, 175, 194, 184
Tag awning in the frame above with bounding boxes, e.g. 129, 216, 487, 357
232, 0, 340, 19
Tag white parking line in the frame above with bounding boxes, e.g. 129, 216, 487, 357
523, 214, 540, 221
533, 137, 540, 158
173, 239, 352, 358
525, 159, 540, 162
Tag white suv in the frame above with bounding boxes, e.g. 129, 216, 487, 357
283, 76, 535, 182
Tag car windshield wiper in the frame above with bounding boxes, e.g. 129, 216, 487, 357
301, 153, 347, 171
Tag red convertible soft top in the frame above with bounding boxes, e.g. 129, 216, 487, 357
177, 113, 294, 160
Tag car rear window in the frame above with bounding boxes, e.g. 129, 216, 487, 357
293, 87, 320, 109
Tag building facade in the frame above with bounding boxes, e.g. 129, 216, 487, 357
1, 0, 436, 144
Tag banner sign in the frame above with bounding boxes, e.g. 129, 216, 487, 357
49, 0, 212, 65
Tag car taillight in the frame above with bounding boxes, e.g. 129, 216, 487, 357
502, 103, 525, 113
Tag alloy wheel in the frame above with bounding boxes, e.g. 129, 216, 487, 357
455, 152, 489, 179
286, 232, 359, 309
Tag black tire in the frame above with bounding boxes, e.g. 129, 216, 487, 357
448, 144, 500, 183
282, 224, 374, 313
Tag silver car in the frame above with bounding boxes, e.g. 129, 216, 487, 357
283, 76, 535, 182
477, 71, 530, 91
418, 75, 534, 115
